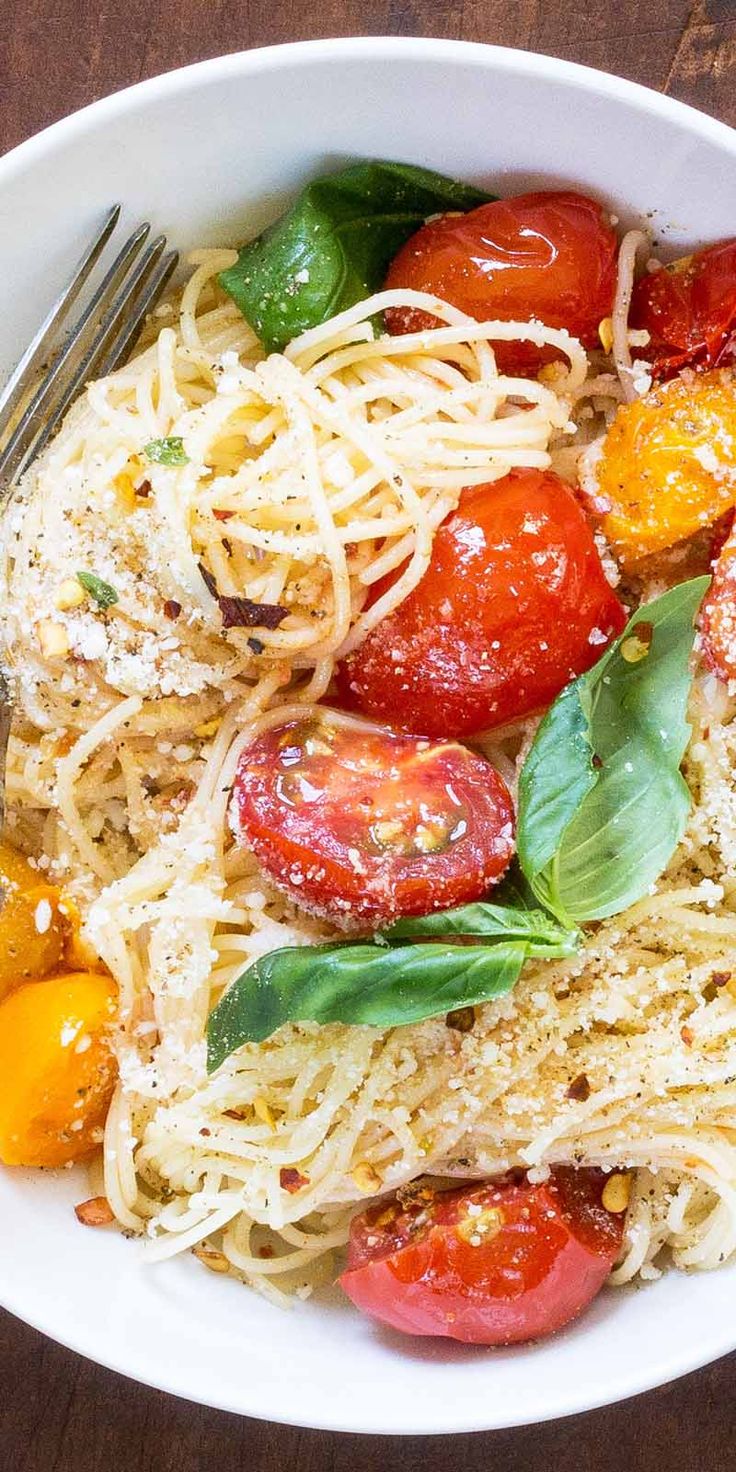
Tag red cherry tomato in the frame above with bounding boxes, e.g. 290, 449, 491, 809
698, 517, 736, 681
340, 1169, 624, 1345
231, 715, 514, 928
384, 191, 618, 375
631, 240, 736, 379
338, 469, 626, 737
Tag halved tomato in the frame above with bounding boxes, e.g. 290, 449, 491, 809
231, 715, 514, 928
340, 1169, 625, 1345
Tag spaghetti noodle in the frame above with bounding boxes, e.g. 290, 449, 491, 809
2, 239, 736, 1310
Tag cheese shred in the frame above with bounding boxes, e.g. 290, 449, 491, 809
2, 251, 736, 1305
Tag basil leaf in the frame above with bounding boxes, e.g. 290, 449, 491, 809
143, 436, 189, 466
516, 681, 597, 917
384, 900, 578, 956
517, 577, 709, 924
76, 570, 118, 609
491, 862, 544, 913
219, 160, 494, 352
207, 940, 526, 1072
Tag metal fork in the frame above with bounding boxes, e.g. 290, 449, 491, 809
0, 208, 179, 822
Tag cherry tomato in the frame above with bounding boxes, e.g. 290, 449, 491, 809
340, 1169, 624, 1345
699, 519, 736, 681
231, 715, 514, 928
0, 972, 118, 1167
631, 240, 736, 378
338, 469, 626, 737
593, 368, 736, 566
0, 841, 66, 1001
384, 191, 618, 375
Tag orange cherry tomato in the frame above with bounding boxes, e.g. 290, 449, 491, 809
0, 972, 118, 1167
384, 191, 618, 375
338, 468, 626, 737
231, 715, 515, 928
0, 841, 66, 1000
594, 369, 736, 566
631, 240, 736, 378
340, 1169, 624, 1345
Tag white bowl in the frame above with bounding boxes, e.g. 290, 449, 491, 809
1, 37, 735, 1435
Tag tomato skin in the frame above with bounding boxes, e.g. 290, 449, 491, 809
594, 369, 736, 566
631, 240, 736, 378
384, 191, 618, 375
340, 1169, 624, 1345
338, 469, 626, 737
0, 841, 66, 1001
231, 716, 514, 928
0, 972, 117, 1168
699, 519, 736, 681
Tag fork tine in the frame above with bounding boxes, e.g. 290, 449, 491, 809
13, 237, 173, 477
96, 248, 179, 378
0, 669, 10, 829
0, 223, 152, 485
0, 205, 121, 438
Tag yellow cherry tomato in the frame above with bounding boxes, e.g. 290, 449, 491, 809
594, 368, 736, 565
0, 841, 66, 1000
0, 972, 118, 1167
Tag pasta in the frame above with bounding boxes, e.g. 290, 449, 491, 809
2, 201, 736, 1329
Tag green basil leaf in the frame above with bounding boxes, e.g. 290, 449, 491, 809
516, 681, 597, 918
207, 940, 527, 1072
76, 570, 119, 609
384, 899, 578, 956
219, 160, 494, 352
143, 436, 190, 466
517, 577, 709, 924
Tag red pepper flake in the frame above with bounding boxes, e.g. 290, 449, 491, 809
279, 1167, 310, 1194
223, 1108, 246, 1120
135, 479, 152, 500
199, 563, 288, 630
74, 1196, 114, 1227
258, 1245, 275, 1259
680, 1025, 695, 1047
199, 1126, 211, 1137
446, 1005, 476, 1033
711, 971, 731, 988
591, 753, 603, 770
632, 620, 654, 647
213, 508, 234, 521
566, 1072, 592, 1102
163, 599, 181, 621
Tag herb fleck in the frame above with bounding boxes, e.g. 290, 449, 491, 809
76, 571, 119, 610
143, 436, 190, 466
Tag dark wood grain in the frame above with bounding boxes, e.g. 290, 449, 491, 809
1, 1, 735, 1466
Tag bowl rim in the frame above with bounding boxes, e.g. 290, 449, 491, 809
1, 35, 736, 1433
1, 34, 735, 189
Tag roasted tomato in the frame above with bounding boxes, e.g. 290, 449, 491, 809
592, 368, 736, 566
631, 240, 736, 378
0, 972, 118, 1167
699, 519, 736, 681
231, 715, 514, 928
384, 191, 618, 375
338, 468, 626, 737
340, 1169, 625, 1345
0, 841, 66, 1001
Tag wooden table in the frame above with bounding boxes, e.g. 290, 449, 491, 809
2, 1, 735, 1466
